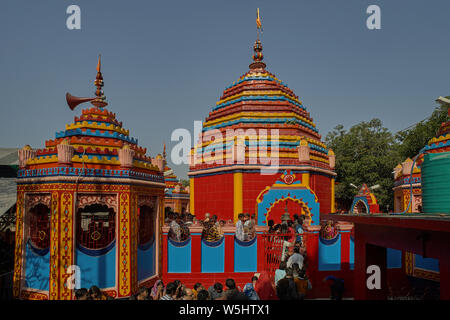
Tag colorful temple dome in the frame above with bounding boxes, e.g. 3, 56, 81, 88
188, 26, 336, 222
189, 38, 333, 171
17, 58, 164, 183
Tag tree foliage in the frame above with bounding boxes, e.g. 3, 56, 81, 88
396, 103, 449, 160
325, 119, 402, 212
325, 102, 449, 213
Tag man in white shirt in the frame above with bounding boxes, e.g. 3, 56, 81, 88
235, 213, 246, 241
287, 246, 304, 269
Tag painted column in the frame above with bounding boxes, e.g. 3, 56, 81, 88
302, 172, 310, 188
331, 178, 336, 213
58, 191, 75, 300
233, 172, 243, 222
49, 191, 60, 300
12, 190, 25, 298
189, 178, 195, 215
338, 222, 353, 271
118, 190, 134, 298
256, 226, 268, 271
223, 224, 235, 273
190, 224, 203, 273
161, 226, 169, 277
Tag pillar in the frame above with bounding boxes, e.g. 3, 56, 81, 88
233, 172, 243, 222
12, 190, 25, 298
49, 190, 75, 300
338, 223, 352, 271
117, 190, 138, 298
302, 172, 310, 188
189, 178, 195, 215
331, 178, 336, 213
223, 225, 235, 273
190, 225, 203, 273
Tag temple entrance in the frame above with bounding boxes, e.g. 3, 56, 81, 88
266, 198, 309, 224
353, 200, 368, 214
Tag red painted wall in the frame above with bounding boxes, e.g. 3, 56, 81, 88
242, 172, 276, 215
194, 173, 234, 221
311, 174, 331, 214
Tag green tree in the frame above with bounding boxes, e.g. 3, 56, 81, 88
325, 119, 402, 212
396, 102, 449, 160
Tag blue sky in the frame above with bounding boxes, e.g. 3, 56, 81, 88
1, 0, 450, 179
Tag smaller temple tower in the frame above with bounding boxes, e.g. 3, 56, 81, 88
14, 58, 165, 300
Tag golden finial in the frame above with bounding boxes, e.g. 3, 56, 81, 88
92, 54, 108, 108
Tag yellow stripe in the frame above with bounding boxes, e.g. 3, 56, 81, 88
216, 90, 302, 106
233, 172, 243, 222
197, 135, 327, 149
66, 121, 129, 136
204, 112, 315, 128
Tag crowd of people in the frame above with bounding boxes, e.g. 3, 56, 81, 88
166, 211, 258, 243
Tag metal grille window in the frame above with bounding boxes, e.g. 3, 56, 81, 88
138, 205, 154, 245
77, 204, 115, 249
29, 204, 50, 249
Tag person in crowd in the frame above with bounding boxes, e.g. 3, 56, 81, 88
179, 213, 190, 241
197, 289, 210, 300
292, 264, 312, 299
160, 282, 178, 300
235, 213, 246, 241
218, 220, 226, 238
276, 278, 292, 300
193, 283, 205, 299
267, 219, 275, 233
243, 276, 260, 300
203, 213, 210, 224
224, 278, 249, 300
168, 213, 181, 241
287, 246, 304, 269
295, 216, 304, 244
203, 217, 221, 242
151, 280, 164, 300
181, 287, 195, 300
284, 268, 299, 300
208, 282, 224, 300
74, 288, 90, 300
275, 261, 287, 286
136, 286, 151, 300
254, 271, 277, 300
323, 275, 345, 300
88, 285, 107, 300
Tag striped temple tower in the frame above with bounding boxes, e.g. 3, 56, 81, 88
188, 35, 336, 228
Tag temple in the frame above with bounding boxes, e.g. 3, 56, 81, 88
163, 154, 190, 214
13, 58, 165, 300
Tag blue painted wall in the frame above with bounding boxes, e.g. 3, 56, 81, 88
25, 242, 49, 291
318, 235, 341, 271
349, 237, 355, 270
168, 238, 191, 273
201, 239, 225, 273
387, 248, 402, 269
138, 241, 156, 281
76, 246, 116, 289
415, 254, 439, 272
234, 238, 257, 272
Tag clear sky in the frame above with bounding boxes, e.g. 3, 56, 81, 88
1, 0, 450, 179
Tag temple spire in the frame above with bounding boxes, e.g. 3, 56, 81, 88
92, 54, 108, 108
249, 9, 266, 70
